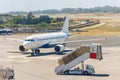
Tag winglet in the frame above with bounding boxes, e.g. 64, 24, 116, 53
61, 16, 69, 34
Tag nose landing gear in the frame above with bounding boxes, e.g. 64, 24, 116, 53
31, 49, 40, 56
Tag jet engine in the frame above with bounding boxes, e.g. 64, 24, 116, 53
19, 45, 27, 52
54, 44, 65, 52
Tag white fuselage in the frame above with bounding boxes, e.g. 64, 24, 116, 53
22, 32, 68, 50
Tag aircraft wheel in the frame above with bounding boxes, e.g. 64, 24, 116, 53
35, 49, 40, 55
83, 71, 89, 75
31, 53, 35, 56
57, 52, 63, 55
64, 70, 69, 75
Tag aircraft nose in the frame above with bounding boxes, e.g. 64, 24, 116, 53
19, 45, 25, 51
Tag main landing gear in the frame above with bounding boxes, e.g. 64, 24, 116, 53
31, 49, 40, 56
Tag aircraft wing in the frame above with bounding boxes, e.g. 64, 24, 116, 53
51, 38, 106, 45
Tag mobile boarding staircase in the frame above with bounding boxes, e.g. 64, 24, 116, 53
55, 43, 103, 74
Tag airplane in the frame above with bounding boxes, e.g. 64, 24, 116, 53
8, 16, 105, 56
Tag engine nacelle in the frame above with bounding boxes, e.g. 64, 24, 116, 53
19, 45, 28, 52
54, 45, 65, 52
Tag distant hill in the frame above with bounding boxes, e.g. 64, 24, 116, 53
8, 6, 120, 15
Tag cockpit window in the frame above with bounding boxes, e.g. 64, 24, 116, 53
25, 39, 34, 42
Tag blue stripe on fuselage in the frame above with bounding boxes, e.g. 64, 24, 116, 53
40, 43, 50, 48
40, 43, 56, 48
40, 43, 57, 48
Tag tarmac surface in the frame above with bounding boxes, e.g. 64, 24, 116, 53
0, 35, 120, 80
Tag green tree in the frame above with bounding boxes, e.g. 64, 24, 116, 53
26, 12, 34, 24
39, 15, 51, 23
35, 22, 49, 28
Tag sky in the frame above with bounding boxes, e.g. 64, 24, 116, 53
0, 0, 120, 13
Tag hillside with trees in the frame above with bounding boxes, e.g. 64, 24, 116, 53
1, 6, 120, 33
8, 6, 120, 14
14, 12, 51, 24
0, 12, 66, 29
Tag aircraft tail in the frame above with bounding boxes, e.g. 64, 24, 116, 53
61, 16, 69, 34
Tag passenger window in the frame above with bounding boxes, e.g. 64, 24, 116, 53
25, 39, 34, 42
